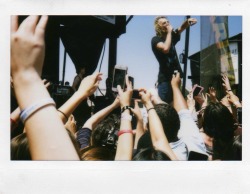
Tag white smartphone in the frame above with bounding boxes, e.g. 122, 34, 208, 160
192, 84, 204, 96
112, 65, 128, 92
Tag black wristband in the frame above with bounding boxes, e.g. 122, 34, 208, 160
121, 106, 132, 114
147, 107, 155, 113
57, 109, 68, 120
227, 89, 232, 92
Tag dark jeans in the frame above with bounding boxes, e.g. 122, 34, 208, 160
157, 81, 173, 103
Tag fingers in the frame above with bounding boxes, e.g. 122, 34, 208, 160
18, 15, 40, 34
11, 15, 18, 33
117, 85, 123, 96
125, 74, 132, 90
134, 100, 139, 109
35, 15, 49, 39
45, 82, 51, 88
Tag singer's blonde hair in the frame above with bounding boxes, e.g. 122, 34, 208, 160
154, 16, 168, 37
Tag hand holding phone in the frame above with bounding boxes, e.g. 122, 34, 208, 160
192, 84, 204, 96
132, 89, 140, 99
112, 65, 128, 92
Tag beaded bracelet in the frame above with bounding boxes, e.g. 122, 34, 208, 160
121, 105, 132, 114
20, 98, 56, 123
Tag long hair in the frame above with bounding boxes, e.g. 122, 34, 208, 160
80, 146, 115, 161
154, 16, 167, 37
203, 102, 235, 160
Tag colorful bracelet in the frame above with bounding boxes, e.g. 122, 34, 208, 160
121, 106, 132, 114
20, 98, 56, 123
118, 129, 133, 137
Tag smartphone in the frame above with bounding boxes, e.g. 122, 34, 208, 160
128, 76, 134, 88
132, 89, 140, 99
112, 65, 127, 92
192, 84, 204, 96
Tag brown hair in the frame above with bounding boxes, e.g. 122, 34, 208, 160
80, 146, 115, 161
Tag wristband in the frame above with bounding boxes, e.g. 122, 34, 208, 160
227, 89, 232, 92
121, 106, 132, 114
57, 109, 68, 120
118, 129, 133, 137
147, 107, 155, 113
121, 113, 132, 121
20, 98, 56, 123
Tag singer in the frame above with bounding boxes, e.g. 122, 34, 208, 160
151, 16, 197, 103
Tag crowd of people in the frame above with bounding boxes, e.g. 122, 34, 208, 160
10, 15, 242, 161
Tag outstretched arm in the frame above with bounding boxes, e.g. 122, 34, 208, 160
11, 15, 79, 160
131, 100, 145, 149
83, 97, 120, 130
171, 72, 188, 112
58, 72, 102, 123
176, 18, 197, 34
115, 75, 134, 160
140, 89, 177, 160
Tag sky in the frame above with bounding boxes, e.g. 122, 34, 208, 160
59, 15, 242, 95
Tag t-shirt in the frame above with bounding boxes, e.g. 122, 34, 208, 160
76, 127, 92, 149
151, 30, 183, 82
177, 109, 208, 157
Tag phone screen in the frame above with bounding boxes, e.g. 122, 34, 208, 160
132, 90, 140, 99
193, 86, 202, 96
112, 68, 126, 89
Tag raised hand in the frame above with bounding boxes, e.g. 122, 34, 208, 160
77, 72, 102, 98
171, 72, 181, 88
226, 91, 241, 108
131, 100, 143, 121
208, 87, 218, 102
117, 75, 133, 107
64, 115, 77, 136
222, 74, 232, 92
187, 90, 195, 111
187, 18, 197, 26
139, 88, 151, 106
11, 16, 48, 76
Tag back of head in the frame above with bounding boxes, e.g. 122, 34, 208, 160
11, 133, 31, 160
154, 103, 180, 142
154, 16, 167, 37
133, 147, 170, 161
203, 102, 234, 141
11, 129, 81, 160
203, 102, 235, 160
91, 114, 120, 149
80, 146, 115, 161
137, 132, 153, 150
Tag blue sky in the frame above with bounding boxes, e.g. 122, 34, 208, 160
59, 15, 242, 94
